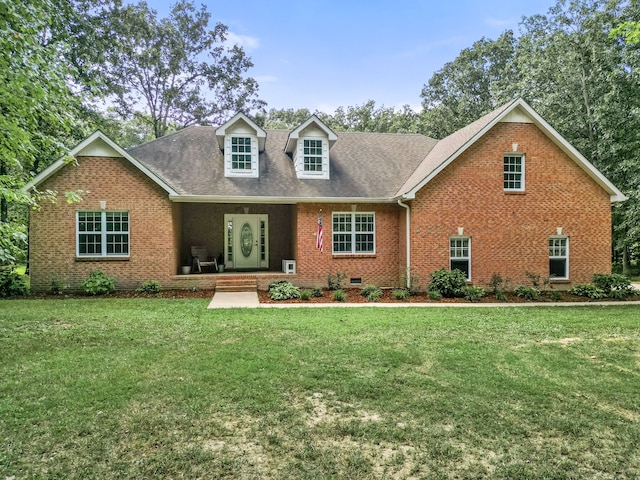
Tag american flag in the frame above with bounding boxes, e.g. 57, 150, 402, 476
316, 210, 323, 253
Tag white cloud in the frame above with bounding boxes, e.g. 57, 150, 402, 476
225, 32, 260, 50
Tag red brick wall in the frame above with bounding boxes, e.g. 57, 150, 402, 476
409, 122, 612, 288
29, 156, 177, 292
295, 203, 401, 287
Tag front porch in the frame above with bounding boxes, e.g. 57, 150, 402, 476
177, 203, 297, 274
171, 270, 298, 291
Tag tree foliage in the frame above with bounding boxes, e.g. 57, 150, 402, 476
93, 0, 265, 138
0, 0, 77, 263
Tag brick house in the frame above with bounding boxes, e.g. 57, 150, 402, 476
26, 98, 626, 292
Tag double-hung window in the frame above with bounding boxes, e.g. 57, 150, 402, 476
77, 211, 129, 257
231, 136, 252, 170
332, 213, 375, 254
549, 237, 568, 279
504, 154, 524, 191
450, 237, 471, 280
303, 139, 323, 172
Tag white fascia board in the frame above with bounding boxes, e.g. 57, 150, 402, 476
215, 112, 267, 151
403, 98, 627, 203
285, 115, 338, 153
514, 101, 628, 203
24, 130, 178, 196
169, 195, 395, 204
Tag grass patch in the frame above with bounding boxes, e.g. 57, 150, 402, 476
2, 299, 640, 478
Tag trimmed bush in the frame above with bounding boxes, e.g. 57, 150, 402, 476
514, 285, 540, 301
592, 273, 634, 299
428, 290, 443, 301
269, 281, 300, 300
311, 287, 324, 298
300, 289, 312, 300
327, 271, 346, 291
82, 270, 116, 296
428, 268, 467, 298
136, 280, 161, 294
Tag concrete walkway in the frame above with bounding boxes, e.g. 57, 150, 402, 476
207, 290, 640, 309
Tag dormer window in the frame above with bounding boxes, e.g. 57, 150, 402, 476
215, 113, 266, 179
231, 136, 252, 170
285, 115, 337, 180
303, 139, 323, 172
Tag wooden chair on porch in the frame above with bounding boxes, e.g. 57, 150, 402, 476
191, 246, 218, 273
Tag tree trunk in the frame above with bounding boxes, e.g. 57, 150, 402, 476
0, 160, 7, 223
622, 245, 631, 276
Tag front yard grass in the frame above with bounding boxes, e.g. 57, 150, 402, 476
1, 299, 639, 478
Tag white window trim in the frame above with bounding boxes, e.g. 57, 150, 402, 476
297, 136, 329, 179
549, 236, 569, 280
504, 154, 525, 192
224, 134, 259, 178
449, 236, 471, 281
230, 136, 253, 172
332, 212, 376, 255
303, 138, 324, 173
76, 211, 130, 258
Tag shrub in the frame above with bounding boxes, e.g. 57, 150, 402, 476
361, 285, 382, 302
392, 288, 410, 300
82, 270, 116, 296
570, 283, 606, 299
311, 287, 324, 298
495, 290, 508, 301
514, 285, 540, 301
49, 277, 68, 295
327, 271, 346, 291
333, 289, 346, 302
549, 290, 563, 301
136, 280, 161, 294
300, 289, 312, 300
463, 285, 486, 302
269, 281, 300, 300
592, 273, 634, 298
428, 290, 443, 301
428, 268, 467, 298
0, 267, 30, 297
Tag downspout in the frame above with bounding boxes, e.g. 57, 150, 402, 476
397, 198, 411, 289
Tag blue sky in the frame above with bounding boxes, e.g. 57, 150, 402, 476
150, 0, 558, 112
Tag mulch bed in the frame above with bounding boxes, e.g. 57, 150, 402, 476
258, 288, 640, 304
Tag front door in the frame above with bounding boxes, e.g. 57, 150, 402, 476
225, 214, 269, 270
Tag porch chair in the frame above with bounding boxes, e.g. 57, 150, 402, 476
191, 246, 218, 273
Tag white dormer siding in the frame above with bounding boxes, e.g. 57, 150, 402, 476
215, 112, 266, 179
285, 115, 337, 180
224, 124, 259, 178
294, 127, 330, 179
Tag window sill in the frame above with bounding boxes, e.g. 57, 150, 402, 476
504, 190, 526, 195
75, 257, 130, 262
549, 279, 570, 284
332, 254, 376, 259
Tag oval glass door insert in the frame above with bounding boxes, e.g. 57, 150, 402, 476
240, 222, 253, 257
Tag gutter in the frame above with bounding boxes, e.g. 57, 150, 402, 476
397, 198, 411, 290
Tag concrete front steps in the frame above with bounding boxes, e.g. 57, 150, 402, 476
215, 275, 258, 293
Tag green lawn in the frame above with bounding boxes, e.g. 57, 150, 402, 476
1, 299, 639, 479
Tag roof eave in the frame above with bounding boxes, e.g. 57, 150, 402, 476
169, 194, 396, 204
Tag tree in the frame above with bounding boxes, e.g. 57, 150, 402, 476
94, 0, 265, 138
0, 0, 77, 264
419, 31, 518, 139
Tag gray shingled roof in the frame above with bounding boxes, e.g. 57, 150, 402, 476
128, 127, 438, 200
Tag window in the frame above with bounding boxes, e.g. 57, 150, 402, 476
504, 155, 524, 191
450, 237, 471, 280
303, 139, 323, 172
549, 237, 568, 279
231, 136, 252, 170
332, 213, 375, 254
77, 211, 129, 257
